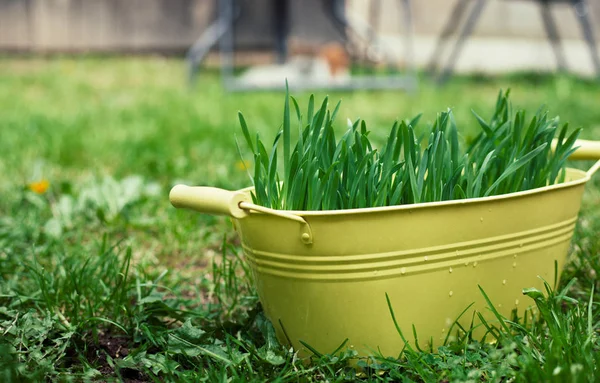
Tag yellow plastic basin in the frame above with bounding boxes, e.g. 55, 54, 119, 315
169, 139, 600, 358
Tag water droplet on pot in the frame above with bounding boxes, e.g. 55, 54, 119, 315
449, 291, 453, 297
515, 299, 519, 305
473, 262, 478, 267
424, 256, 429, 261
513, 262, 517, 268
449, 267, 453, 273
502, 279, 507, 285
401, 267, 406, 275
513, 254, 517, 258
498, 303, 502, 308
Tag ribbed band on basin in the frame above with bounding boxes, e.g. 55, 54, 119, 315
242, 217, 577, 281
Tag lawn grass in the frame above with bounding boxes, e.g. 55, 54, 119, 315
0, 56, 599, 382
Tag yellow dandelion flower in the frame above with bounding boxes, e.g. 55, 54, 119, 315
29, 179, 50, 194
235, 160, 250, 171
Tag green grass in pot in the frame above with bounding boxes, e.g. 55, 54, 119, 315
237, 87, 582, 211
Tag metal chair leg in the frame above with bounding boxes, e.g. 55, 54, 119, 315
426, 0, 471, 74
572, 0, 600, 76
186, 17, 230, 86
186, 0, 240, 87
273, 0, 290, 64
436, 0, 488, 84
540, 0, 568, 71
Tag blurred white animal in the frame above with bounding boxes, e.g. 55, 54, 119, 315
238, 41, 351, 87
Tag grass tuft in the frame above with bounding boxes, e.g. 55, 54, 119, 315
239, 89, 582, 211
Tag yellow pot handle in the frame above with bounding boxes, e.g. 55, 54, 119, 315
169, 185, 314, 244
566, 139, 600, 161
553, 139, 600, 176
169, 185, 250, 219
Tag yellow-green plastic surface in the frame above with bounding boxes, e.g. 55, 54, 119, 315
169, 140, 600, 359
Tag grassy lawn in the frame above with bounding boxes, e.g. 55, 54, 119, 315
1, 57, 599, 382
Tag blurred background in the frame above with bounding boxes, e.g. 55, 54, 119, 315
2, 0, 600, 81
